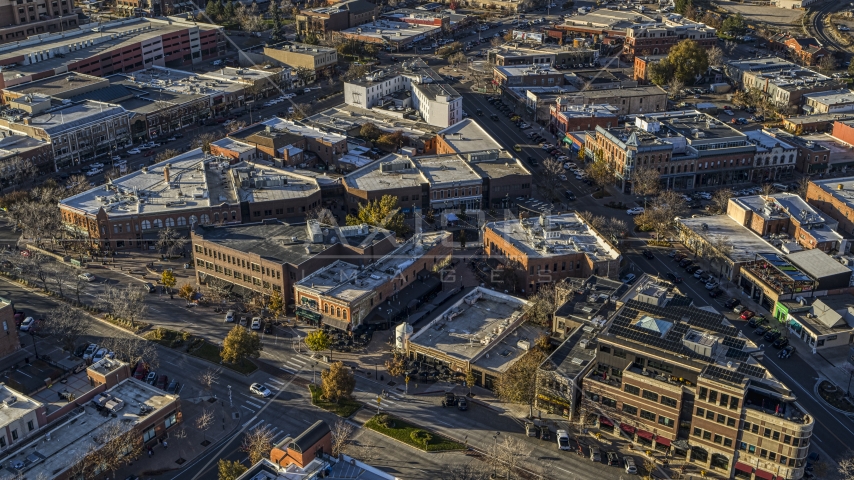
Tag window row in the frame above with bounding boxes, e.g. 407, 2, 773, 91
692, 427, 733, 448
695, 407, 738, 428
697, 387, 740, 410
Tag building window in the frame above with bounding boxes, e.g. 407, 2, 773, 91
165, 411, 178, 429
143, 426, 156, 442
11, 430, 17, 441
26, 420, 33, 432
642, 390, 658, 402
658, 416, 674, 428
624, 384, 640, 396
661, 396, 677, 408
177, 216, 186, 226
640, 410, 656, 421
622, 404, 638, 416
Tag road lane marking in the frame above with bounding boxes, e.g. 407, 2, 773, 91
267, 377, 285, 386
245, 400, 265, 409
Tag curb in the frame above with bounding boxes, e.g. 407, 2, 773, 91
362, 414, 467, 454
813, 377, 854, 417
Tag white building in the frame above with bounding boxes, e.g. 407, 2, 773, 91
745, 130, 798, 181
343, 58, 463, 128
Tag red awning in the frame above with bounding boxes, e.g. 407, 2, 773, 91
755, 470, 774, 480
735, 462, 754, 473
637, 430, 654, 441
620, 424, 636, 434
599, 416, 614, 427
654, 436, 671, 446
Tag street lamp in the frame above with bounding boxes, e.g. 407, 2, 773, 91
492, 432, 501, 477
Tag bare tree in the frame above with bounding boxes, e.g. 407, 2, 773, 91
486, 435, 525, 480
600, 217, 628, 243
49, 263, 74, 298
439, 462, 491, 480
760, 183, 775, 195
292, 103, 312, 120
235, 3, 264, 34
797, 176, 811, 199
64, 174, 90, 197
330, 419, 355, 457
707, 46, 724, 67
709, 188, 734, 214
76, 420, 145, 478
101, 335, 159, 369
156, 226, 187, 258
536, 158, 565, 201
44, 307, 90, 354
667, 77, 685, 98
226, 120, 247, 133
196, 408, 215, 443
242, 424, 275, 464
193, 132, 219, 154
198, 367, 221, 392
632, 165, 661, 202
634, 190, 688, 241
838, 452, 854, 480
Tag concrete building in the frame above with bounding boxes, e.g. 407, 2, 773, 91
744, 130, 798, 182
343, 58, 462, 128
0, 17, 225, 89
337, 20, 441, 50
551, 86, 667, 116
804, 176, 854, 239
740, 64, 835, 113
493, 64, 565, 88
585, 111, 760, 193
293, 231, 450, 330
0, 0, 80, 45
263, 42, 338, 78
623, 19, 717, 59
776, 294, 854, 351
802, 89, 854, 115
677, 214, 782, 280
584, 275, 814, 480
0, 383, 43, 452
486, 44, 598, 67
549, 101, 618, 135
58, 151, 325, 251
192, 220, 397, 307
406, 287, 546, 390
556, 8, 658, 42
294, 0, 380, 36
483, 212, 622, 293
737, 249, 853, 312
728, 193, 846, 253
761, 127, 832, 175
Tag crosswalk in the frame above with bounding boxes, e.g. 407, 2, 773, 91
245, 418, 290, 444
280, 355, 309, 374
355, 386, 405, 411
237, 376, 286, 413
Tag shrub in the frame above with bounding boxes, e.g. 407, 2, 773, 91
410, 430, 432, 447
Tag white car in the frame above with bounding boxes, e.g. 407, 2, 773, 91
127, 148, 141, 155
559, 174, 567, 181
724, 110, 734, 116
541, 144, 554, 150
251, 317, 262, 330
212, 60, 223, 66
78, 272, 96, 282
699, 192, 712, 200
626, 207, 645, 215
250, 383, 272, 397
111, 156, 122, 162
19, 317, 35, 332
557, 430, 570, 450
91, 348, 108, 363
304, 88, 311, 94
82, 343, 98, 360
225, 310, 235, 322
91, 162, 105, 169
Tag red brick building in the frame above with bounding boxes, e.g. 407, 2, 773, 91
781, 35, 829, 66
549, 100, 618, 135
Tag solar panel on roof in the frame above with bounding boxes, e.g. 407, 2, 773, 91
722, 336, 746, 350
725, 348, 749, 361
736, 363, 766, 379
704, 365, 745, 384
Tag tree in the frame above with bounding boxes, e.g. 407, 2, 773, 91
206, 0, 223, 21
486, 430, 524, 479
294, 67, 314, 87
797, 176, 811, 199
45, 307, 89, 354
305, 329, 331, 354
536, 157, 565, 201
330, 419, 355, 457
219, 459, 248, 480
225, 120, 247, 133
499, 259, 522, 293
667, 76, 685, 97
178, 282, 196, 305
667, 39, 708, 84
819, 55, 836, 74
440, 462, 491, 480
342, 63, 370, 82
321, 361, 356, 403
385, 351, 406, 377
198, 367, 221, 392
193, 132, 218, 154
838, 453, 854, 480
85, 421, 144, 477
449, 51, 467, 66
100, 335, 159, 368
674, 0, 691, 14
221, 325, 262, 364
240, 425, 273, 465
235, 3, 264, 33
156, 226, 187, 258
346, 195, 408, 237
585, 154, 615, 190
720, 13, 747, 39
632, 165, 661, 201
527, 283, 558, 327
154, 149, 180, 164
161, 270, 177, 293
647, 59, 672, 86
634, 190, 688, 241
375, 130, 406, 151
707, 46, 724, 68
360, 123, 382, 141
196, 408, 215, 443
710, 188, 734, 214
268, 290, 284, 320
269, 0, 283, 41
761, 183, 775, 196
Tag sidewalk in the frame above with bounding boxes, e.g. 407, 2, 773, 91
113, 395, 240, 478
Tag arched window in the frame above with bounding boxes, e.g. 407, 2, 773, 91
189, 215, 198, 226
343, 311, 348, 320
324, 304, 328, 313
165, 218, 175, 227
141, 220, 151, 230
336, 308, 341, 317
177, 217, 186, 226
231, 210, 236, 220
153, 219, 163, 228
214, 213, 219, 222
773, 156, 778, 163
201, 214, 210, 224
789, 154, 794, 162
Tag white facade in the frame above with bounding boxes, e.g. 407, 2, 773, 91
343, 74, 410, 109
412, 86, 463, 128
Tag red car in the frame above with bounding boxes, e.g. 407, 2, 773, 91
156, 375, 168, 390
133, 361, 148, 380
740, 310, 755, 320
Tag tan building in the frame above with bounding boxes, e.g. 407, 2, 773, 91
806, 176, 854, 239
294, 0, 380, 36
483, 212, 621, 293
192, 220, 397, 308
554, 86, 667, 116
227, 117, 348, 170
294, 231, 451, 330
0, 0, 79, 44
264, 42, 338, 77
582, 276, 814, 480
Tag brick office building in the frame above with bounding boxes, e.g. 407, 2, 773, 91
549, 100, 618, 135
483, 212, 621, 293
228, 117, 348, 170
293, 231, 451, 330
622, 22, 717, 59
582, 276, 814, 480
0, 299, 20, 359
806, 176, 854, 238
191, 220, 397, 307
0, 0, 80, 44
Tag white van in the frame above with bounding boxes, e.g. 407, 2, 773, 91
772, 183, 788, 192
556, 430, 570, 450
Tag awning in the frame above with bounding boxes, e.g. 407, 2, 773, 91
654, 436, 671, 447
599, 416, 613, 427
322, 316, 351, 332
755, 470, 774, 480
636, 430, 654, 441
620, 424, 636, 435
735, 462, 754, 473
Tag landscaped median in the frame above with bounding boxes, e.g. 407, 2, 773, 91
143, 326, 258, 375
364, 413, 467, 452
308, 384, 362, 417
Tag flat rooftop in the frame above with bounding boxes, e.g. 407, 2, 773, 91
265, 42, 337, 57
4, 72, 106, 97
486, 213, 620, 261
565, 8, 657, 30
678, 215, 781, 263
495, 65, 561, 77
557, 85, 666, 100
410, 288, 544, 374
257, 117, 346, 145
10, 378, 177, 480
12, 101, 128, 136
789, 294, 854, 336
415, 155, 481, 185
305, 104, 442, 138
808, 175, 854, 209
0, 132, 48, 157
734, 193, 830, 226
344, 154, 428, 192
229, 162, 321, 203
296, 231, 448, 303
339, 20, 440, 41
803, 89, 854, 106
0, 17, 220, 82
553, 104, 619, 120
0, 385, 40, 429
744, 130, 795, 152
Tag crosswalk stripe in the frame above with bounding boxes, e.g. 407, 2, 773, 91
246, 400, 265, 409
280, 366, 296, 374
242, 405, 257, 413
289, 356, 307, 365
267, 377, 285, 386
283, 360, 304, 369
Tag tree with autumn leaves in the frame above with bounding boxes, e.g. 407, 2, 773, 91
346, 195, 408, 237
494, 333, 553, 417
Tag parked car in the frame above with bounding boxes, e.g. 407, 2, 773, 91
156, 375, 169, 390
764, 330, 781, 342
693, 269, 705, 279
621, 273, 636, 284
780, 345, 795, 359
773, 337, 789, 348
83, 343, 99, 361
754, 325, 769, 336
626, 207, 644, 215
685, 265, 700, 274
263, 322, 273, 334
19, 317, 38, 332
457, 397, 468, 411
78, 272, 96, 282
624, 457, 638, 474
557, 430, 570, 450
251, 317, 262, 330
133, 361, 148, 380
679, 258, 693, 267
250, 383, 272, 397
740, 310, 755, 320
145, 371, 158, 385
606, 451, 620, 466
589, 445, 601, 462
642, 250, 654, 259
665, 272, 683, 283
91, 348, 108, 363
705, 280, 719, 290
734, 305, 747, 314
166, 381, 180, 394
724, 298, 741, 309
143, 282, 156, 293
709, 287, 724, 298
